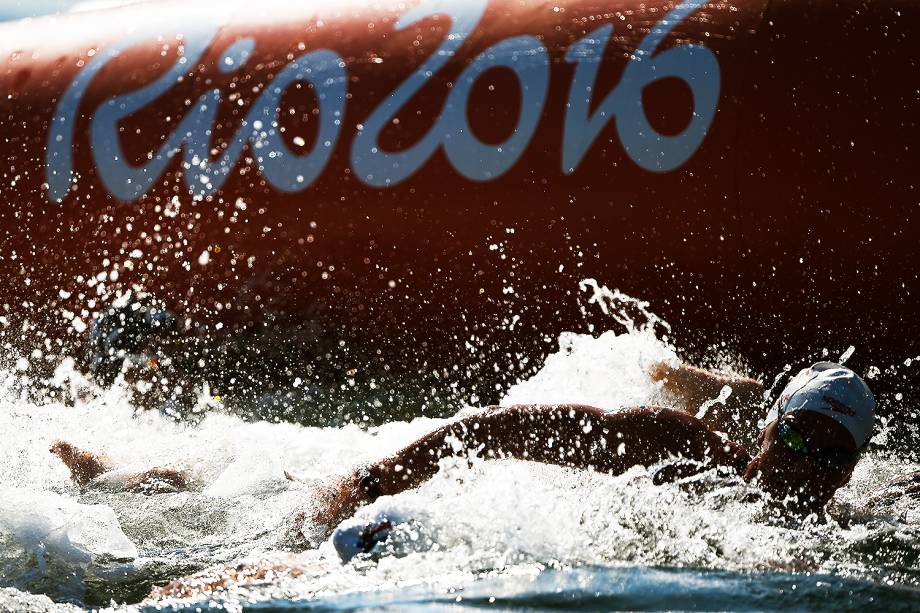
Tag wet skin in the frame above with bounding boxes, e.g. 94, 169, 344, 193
743, 411, 858, 514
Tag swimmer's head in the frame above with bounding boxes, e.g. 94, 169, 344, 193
764, 362, 875, 448
744, 363, 875, 513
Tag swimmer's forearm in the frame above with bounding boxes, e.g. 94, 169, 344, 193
652, 362, 764, 406
649, 362, 765, 443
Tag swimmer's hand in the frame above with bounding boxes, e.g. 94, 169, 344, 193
50, 440, 114, 486
50, 440, 190, 494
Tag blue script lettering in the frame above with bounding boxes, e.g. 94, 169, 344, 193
441, 36, 549, 181
563, 0, 720, 173
350, 0, 488, 187
46, 0, 717, 202
48, 22, 346, 201
47, 23, 218, 201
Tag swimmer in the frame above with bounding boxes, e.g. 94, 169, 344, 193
49, 362, 884, 529
311, 362, 878, 534
50, 440, 190, 494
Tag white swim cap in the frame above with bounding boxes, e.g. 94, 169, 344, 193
765, 362, 876, 448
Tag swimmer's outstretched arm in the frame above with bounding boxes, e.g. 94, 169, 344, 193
313, 405, 750, 530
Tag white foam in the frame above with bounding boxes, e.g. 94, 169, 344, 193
502, 329, 675, 408
0, 486, 137, 563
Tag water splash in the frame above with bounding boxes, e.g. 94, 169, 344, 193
578, 278, 671, 336
696, 384, 733, 421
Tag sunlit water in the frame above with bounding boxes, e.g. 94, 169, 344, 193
1, 283, 919, 611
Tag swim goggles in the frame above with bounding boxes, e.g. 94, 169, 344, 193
777, 420, 863, 469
